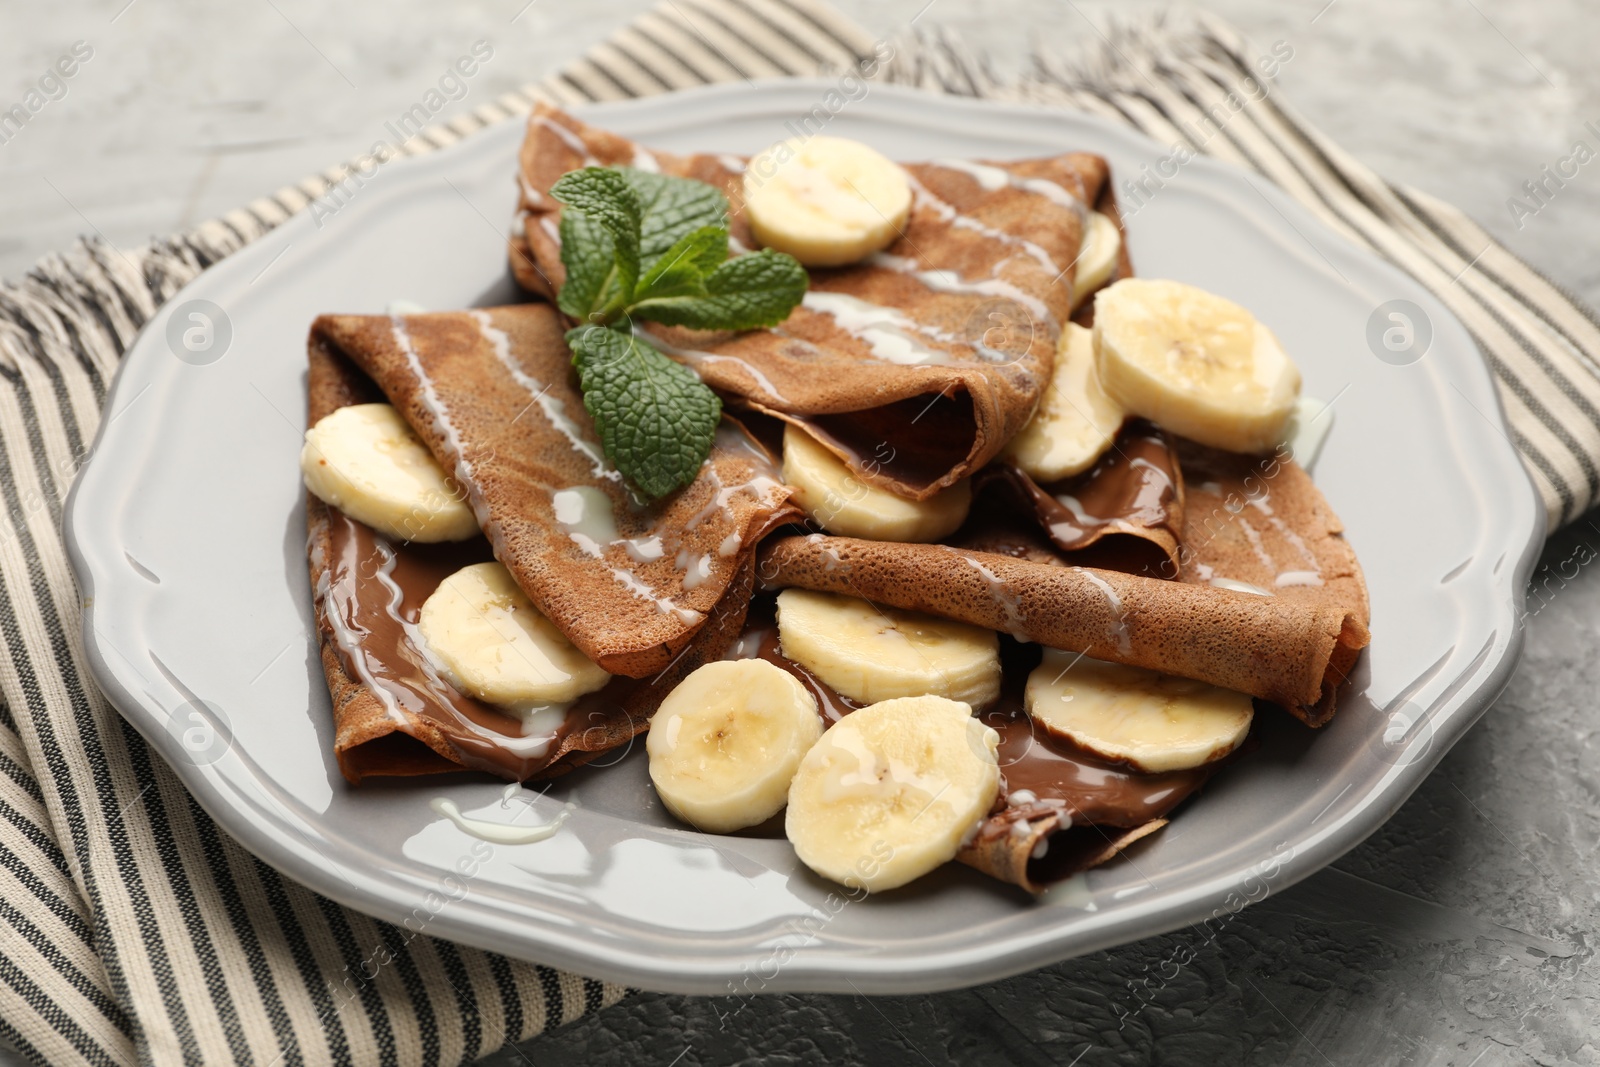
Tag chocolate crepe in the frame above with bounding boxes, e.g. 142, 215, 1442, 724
510, 105, 1113, 500
756, 530, 1367, 720
311, 304, 800, 679
305, 331, 774, 783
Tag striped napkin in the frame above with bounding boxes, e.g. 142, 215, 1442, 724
0, 1, 1591, 1064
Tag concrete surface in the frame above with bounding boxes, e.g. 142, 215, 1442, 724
6, 1, 1600, 1064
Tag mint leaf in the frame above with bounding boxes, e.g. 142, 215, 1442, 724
632, 248, 810, 330
555, 209, 620, 322
566, 324, 722, 500
633, 225, 728, 305
551, 168, 641, 301
618, 168, 730, 273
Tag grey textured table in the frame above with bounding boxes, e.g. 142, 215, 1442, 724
7, 1, 1598, 1064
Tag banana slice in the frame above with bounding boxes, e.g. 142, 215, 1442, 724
646, 660, 823, 833
301, 403, 477, 543
744, 136, 911, 267
1025, 648, 1253, 773
1070, 211, 1123, 309
418, 562, 610, 710
782, 424, 971, 542
776, 588, 1001, 708
1002, 323, 1124, 481
1093, 278, 1301, 454
787, 695, 1000, 892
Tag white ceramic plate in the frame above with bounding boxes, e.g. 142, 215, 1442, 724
65, 82, 1542, 995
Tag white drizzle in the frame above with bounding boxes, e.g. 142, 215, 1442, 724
631, 146, 660, 172
429, 796, 573, 845
390, 316, 488, 529
962, 554, 1028, 639
470, 310, 618, 482
1274, 571, 1325, 588
551, 486, 618, 557
905, 172, 1063, 276
1210, 577, 1272, 597
533, 115, 599, 164
867, 251, 1053, 324
640, 326, 789, 403
801, 291, 954, 365
1078, 569, 1133, 656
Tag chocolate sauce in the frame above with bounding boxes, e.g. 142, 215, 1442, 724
322, 507, 611, 780
728, 597, 1213, 829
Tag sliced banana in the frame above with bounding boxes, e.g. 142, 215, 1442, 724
782, 424, 970, 542
301, 403, 477, 543
787, 695, 1000, 892
1025, 648, 1253, 773
1003, 323, 1124, 481
418, 562, 610, 710
1070, 211, 1123, 309
1093, 278, 1301, 454
744, 136, 911, 267
776, 588, 1001, 708
646, 660, 823, 833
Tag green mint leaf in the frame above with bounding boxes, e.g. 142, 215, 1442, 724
632, 225, 727, 305
566, 324, 722, 500
555, 209, 620, 322
551, 168, 642, 301
618, 168, 730, 273
632, 248, 810, 330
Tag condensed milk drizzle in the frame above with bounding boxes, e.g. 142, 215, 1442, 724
1077, 568, 1133, 656
904, 172, 1064, 276
638, 325, 789, 404
800, 290, 1015, 365
469, 310, 618, 482
533, 114, 599, 164
318, 509, 584, 779
390, 316, 488, 529
867, 251, 1054, 325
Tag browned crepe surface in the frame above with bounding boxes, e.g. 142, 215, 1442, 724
1172, 442, 1370, 724
757, 533, 1366, 718
311, 303, 800, 678
306, 338, 761, 783
511, 104, 1111, 500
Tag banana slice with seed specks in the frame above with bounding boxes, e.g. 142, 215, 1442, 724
1025, 648, 1253, 773
301, 403, 477, 543
418, 562, 611, 709
1070, 212, 1123, 309
776, 588, 1001, 708
1093, 278, 1301, 454
1002, 323, 1124, 482
646, 660, 823, 833
787, 695, 1001, 892
782, 424, 971, 542
744, 136, 911, 267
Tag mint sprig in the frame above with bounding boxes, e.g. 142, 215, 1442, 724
550, 166, 808, 500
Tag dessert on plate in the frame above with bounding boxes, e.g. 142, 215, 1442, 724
299, 104, 1369, 894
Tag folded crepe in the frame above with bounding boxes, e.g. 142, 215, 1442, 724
510, 104, 1114, 500
312, 304, 800, 676
305, 304, 800, 783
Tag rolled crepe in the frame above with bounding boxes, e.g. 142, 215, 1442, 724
511, 105, 1112, 500
757, 534, 1367, 719
310, 304, 801, 680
